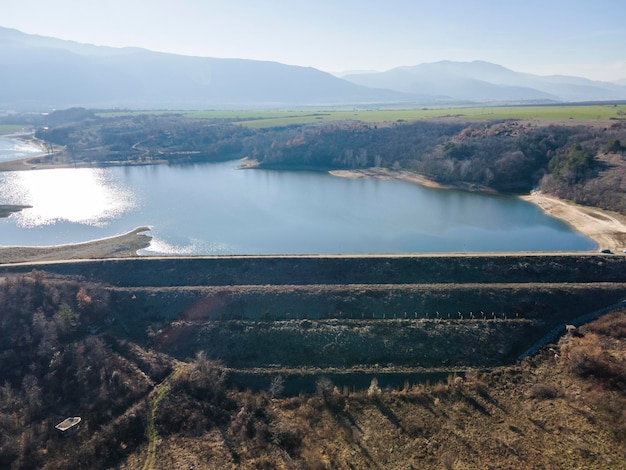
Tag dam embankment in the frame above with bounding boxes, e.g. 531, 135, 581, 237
2, 253, 626, 286
2, 254, 625, 374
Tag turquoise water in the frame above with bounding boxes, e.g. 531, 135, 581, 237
0, 141, 595, 254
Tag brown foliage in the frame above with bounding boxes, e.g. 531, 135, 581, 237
2, 272, 626, 468
528, 382, 562, 400
583, 309, 626, 339
566, 340, 626, 391
562, 311, 626, 392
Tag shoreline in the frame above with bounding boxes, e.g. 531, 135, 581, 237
0, 155, 173, 172
0, 134, 54, 171
520, 191, 626, 252
329, 168, 445, 189
0, 227, 152, 264
330, 168, 626, 253
328, 168, 496, 192
1, 158, 625, 262
0, 135, 173, 172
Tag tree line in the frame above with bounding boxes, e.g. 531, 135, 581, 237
29, 109, 626, 213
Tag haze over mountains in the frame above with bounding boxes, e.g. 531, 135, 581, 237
1, 26, 625, 111
342, 61, 626, 103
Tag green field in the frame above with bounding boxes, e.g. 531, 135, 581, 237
187, 104, 626, 128
0, 124, 30, 135
95, 110, 181, 118
96, 103, 626, 128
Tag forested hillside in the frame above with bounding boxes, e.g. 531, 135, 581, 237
251, 119, 626, 202
21, 109, 626, 214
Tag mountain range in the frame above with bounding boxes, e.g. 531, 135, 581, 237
342, 61, 626, 103
0, 27, 411, 110
1, 26, 625, 110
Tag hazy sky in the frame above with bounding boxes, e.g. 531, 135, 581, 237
3, 0, 626, 81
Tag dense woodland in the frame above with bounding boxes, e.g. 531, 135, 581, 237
21, 108, 626, 214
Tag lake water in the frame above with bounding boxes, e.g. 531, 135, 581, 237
0, 138, 595, 254
0, 136, 43, 162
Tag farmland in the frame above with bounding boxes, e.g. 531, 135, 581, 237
186, 103, 626, 127
0, 124, 29, 135
89, 103, 626, 128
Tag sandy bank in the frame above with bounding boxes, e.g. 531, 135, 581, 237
0, 156, 50, 171
330, 168, 444, 189
0, 227, 152, 264
521, 192, 626, 252
329, 168, 496, 192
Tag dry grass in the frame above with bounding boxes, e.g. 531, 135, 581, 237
113, 310, 626, 469
2, 270, 624, 469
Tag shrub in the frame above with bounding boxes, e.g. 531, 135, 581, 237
53, 302, 78, 336
603, 139, 625, 153
315, 377, 333, 400
367, 377, 381, 397
270, 421, 303, 455
268, 375, 284, 399
566, 339, 626, 392
584, 311, 626, 339
529, 383, 561, 399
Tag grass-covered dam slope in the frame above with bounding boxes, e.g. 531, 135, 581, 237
2, 253, 626, 286
3, 254, 625, 374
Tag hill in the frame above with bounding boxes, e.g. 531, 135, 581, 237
0, 257, 625, 468
343, 60, 626, 103
0, 27, 412, 111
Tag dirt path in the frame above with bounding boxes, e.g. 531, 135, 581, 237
142, 365, 184, 470
0, 226, 152, 264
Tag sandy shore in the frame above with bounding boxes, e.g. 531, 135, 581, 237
331, 169, 626, 253
0, 227, 152, 265
0, 156, 49, 172
329, 168, 496, 192
330, 168, 445, 189
520, 192, 626, 252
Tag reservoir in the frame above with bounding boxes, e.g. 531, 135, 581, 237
0, 140, 594, 254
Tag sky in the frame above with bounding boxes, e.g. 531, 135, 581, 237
3, 0, 626, 81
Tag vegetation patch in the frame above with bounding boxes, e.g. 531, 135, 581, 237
4, 107, 626, 215
0, 124, 28, 135
115, 104, 626, 128
1, 269, 625, 468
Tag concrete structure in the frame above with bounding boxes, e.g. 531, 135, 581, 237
55, 417, 81, 434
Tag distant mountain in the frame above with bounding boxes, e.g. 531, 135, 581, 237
344, 60, 626, 103
3, 28, 625, 110
0, 27, 414, 110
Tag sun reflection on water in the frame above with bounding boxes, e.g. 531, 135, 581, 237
0, 168, 135, 227
140, 237, 236, 255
